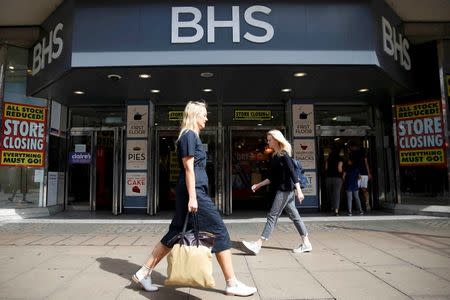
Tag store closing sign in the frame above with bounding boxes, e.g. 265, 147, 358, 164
396, 100, 445, 166
0, 102, 47, 167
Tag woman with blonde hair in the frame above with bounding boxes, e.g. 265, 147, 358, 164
132, 101, 256, 297
242, 129, 312, 255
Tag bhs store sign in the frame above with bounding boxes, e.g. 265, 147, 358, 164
382, 16, 411, 71
172, 5, 274, 44
32, 23, 64, 76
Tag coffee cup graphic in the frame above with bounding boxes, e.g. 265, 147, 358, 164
299, 112, 311, 119
133, 112, 146, 120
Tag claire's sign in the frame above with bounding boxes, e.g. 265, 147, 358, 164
0, 102, 47, 167
396, 100, 445, 166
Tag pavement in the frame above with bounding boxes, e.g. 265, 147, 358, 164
0, 212, 449, 300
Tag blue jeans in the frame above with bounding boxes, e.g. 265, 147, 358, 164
346, 190, 362, 213
261, 190, 308, 240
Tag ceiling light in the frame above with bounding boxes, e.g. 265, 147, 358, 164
294, 72, 307, 77
8, 66, 14, 70
139, 74, 151, 79
202, 88, 213, 92
200, 72, 214, 78
358, 88, 369, 93
74, 90, 85, 95
150, 89, 160, 93
257, 123, 262, 126
107, 74, 122, 80
281, 88, 292, 92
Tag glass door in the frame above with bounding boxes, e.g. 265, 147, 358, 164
67, 129, 94, 210
67, 127, 123, 213
225, 127, 280, 214
154, 128, 219, 213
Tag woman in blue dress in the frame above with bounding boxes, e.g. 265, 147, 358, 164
132, 101, 257, 297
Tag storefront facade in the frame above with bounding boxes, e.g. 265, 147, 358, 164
0, 0, 448, 215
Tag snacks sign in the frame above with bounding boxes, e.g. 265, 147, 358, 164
396, 100, 446, 166
0, 102, 47, 167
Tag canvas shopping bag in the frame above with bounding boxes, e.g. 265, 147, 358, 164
165, 213, 216, 288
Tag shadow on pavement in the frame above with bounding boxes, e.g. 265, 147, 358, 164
96, 257, 203, 299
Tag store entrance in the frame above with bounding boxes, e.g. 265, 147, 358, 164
318, 126, 375, 213
67, 127, 123, 214
225, 127, 279, 214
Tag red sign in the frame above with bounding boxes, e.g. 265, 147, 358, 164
396, 100, 446, 167
0, 102, 47, 167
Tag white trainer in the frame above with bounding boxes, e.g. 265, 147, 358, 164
132, 274, 159, 292
293, 243, 312, 253
225, 280, 257, 296
242, 240, 261, 255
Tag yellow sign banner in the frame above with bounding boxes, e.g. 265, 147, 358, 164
234, 110, 272, 121
399, 149, 445, 166
169, 111, 183, 121
3, 102, 46, 121
396, 100, 440, 119
0, 150, 44, 167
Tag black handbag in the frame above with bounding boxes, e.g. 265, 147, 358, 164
165, 213, 216, 288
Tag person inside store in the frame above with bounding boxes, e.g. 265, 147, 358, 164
348, 140, 372, 212
325, 143, 344, 216
343, 158, 364, 216
132, 101, 257, 297
242, 129, 312, 255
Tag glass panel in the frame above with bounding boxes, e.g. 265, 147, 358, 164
400, 167, 449, 204
0, 46, 47, 208
158, 131, 178, 211
96, 130, 115, 210
67, 135, 92, 207
70, 107, 125, 127
316, 105, 373, 126
231, 130, 273, 210
157, 130, 217, 211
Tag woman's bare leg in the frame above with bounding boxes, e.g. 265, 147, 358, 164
215, 249, 234, 280
143, 242, 171, 269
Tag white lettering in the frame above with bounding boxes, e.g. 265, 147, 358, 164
32, 22, 64, 75
207, 6, 240, 43
171, 5, 274, 44
171, 7, 204, 43
243, 5, 274, 43
382, 16, 411, 71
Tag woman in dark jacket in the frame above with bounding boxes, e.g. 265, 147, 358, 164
242, 129, 312, 255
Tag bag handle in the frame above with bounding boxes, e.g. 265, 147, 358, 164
182, 212, 200, 247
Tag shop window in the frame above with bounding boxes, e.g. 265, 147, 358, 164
0, 46, 47, 208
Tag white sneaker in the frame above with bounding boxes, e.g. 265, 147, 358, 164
132, 273, 159, 292
225, 280, 257, 296
293, 243, 312, 253
242, 240, 261, 255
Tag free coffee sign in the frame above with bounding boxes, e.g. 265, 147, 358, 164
0, 102, 47, 167
396, 100, 446, 166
